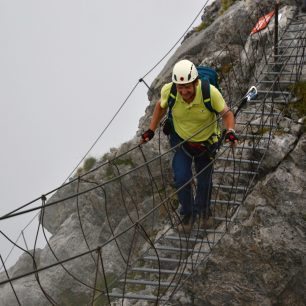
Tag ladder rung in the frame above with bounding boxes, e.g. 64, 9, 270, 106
258, 80, 296, 84
108, 293, 167, 301
213, 216, 233, 222
267, 62, 304, 66
237, 134, 270, 139
263, 71, 296, 75
155, 245, 210, 253
241, 110, 281, 116
236, 122, 278, 128
212, 199, 242, 206
213, 184, 247, 191
131, 267, 191, 275
272, 54, 305, 58
119, 279, 176, 287
143, 256, 194, 264
164, 236, 214, 243
222, 144, 265, 150
214, 169, 258, 175
248, 99, 288, 104
277, 45, 306, 49
257, 90, 291, 95
217, 157, 260, 164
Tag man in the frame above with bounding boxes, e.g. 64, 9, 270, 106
141, 59, 238, 232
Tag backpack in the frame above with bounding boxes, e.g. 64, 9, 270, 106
167, 65, 221, 115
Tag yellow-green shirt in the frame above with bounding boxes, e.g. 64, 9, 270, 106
160, 80, 225, 142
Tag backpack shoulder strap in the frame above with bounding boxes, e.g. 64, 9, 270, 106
168, 83, 177, 110
201, 79, 218, 115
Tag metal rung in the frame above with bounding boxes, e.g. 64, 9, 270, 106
277, 45, 306, 49
285, 29, 306, 32
237, 134, 270, 139
236, 121, 278, 128
267, 62, 304, 66
214, 169, 258, 175
263, 71, 296, 75
212, 199, 242, 206
257, 90, 290, 95
258, 80, 296, 84
119, 279, 176, 287
249, 99, 288, 104
143, 256, 195, 264
222, 144, 265, 150
241, 110, 281, 116
108, 293, 167, 301
192, 229, 226, 234
281, 37, 300, 41
131, 267, 191, 276
213, 216, 233, 222
155, 245, 210, 253
272, 54, 305, 58
217, 157, 260, 164
164, 236, 214, 243
213, 184, 247, 191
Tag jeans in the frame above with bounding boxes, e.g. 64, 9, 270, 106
169, 132, 215, 218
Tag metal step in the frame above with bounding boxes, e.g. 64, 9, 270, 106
154, 245, 210, 253
241, 110, 281, 116
217, 157, 260, 164
258, 80, 296, 84
108, 292, 167, 302
143, 256, 195, 264
267, 62, 304, 66
263, 71, 296, 75
131, 267, 191, 276
272, 54, 305, 58
221, 144, 266, 150
256, 90, 291, 95
277, 45, 306, 49
213, 184, 247, 192
236, 134, 270, 139
212, 199, 242, 206
214, 169, 258, 175
163, 236, 214, 243
236, 122, 278, 128
249, 99, 288, 104
119, 279, 177, 287
213, 216, 233, 222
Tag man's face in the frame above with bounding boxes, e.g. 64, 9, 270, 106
176, 81, 197, 103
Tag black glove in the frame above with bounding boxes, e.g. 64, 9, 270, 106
225, 130, 238, 143
142, 129, 155, 142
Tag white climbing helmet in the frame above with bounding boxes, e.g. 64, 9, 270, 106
172, 59, 198, 84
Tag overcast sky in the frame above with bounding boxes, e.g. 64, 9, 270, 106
0, 0, 212, 268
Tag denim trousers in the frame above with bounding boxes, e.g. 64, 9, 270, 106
169, 132, 215, 218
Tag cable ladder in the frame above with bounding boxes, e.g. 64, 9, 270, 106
108, 12, 306, 305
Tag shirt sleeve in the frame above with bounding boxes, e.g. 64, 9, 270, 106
160, 83, 172, 109
210, 85, 226, 113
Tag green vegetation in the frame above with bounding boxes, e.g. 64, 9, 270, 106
194, 19, 213, 32
288, 81, 306, 118
220, 0, 238, 15
76, 156, 97, 176
113, 157, 134, 167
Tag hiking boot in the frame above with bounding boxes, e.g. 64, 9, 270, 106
199, 208, 213, 229
177, 214, 193, 234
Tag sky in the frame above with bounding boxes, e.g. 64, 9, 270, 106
0, 0, 212, 269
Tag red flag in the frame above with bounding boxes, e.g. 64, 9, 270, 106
251, 10, 275, 35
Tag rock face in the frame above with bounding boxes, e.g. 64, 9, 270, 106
1, 1, 305, 305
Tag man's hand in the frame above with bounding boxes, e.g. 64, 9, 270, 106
225, 129, 238, 146
141, 129, 155, 144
